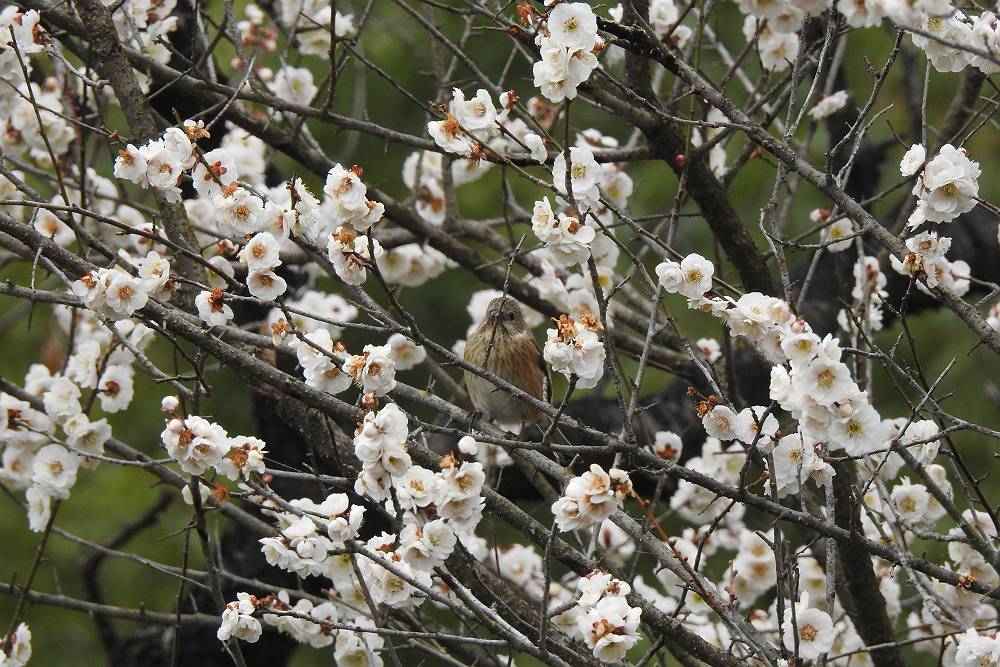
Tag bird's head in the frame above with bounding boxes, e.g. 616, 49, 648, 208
482, 297, 527, 335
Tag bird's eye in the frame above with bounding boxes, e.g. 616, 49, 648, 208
505, 311, 516, 321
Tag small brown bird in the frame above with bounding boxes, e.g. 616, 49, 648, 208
464, 297, 549, 433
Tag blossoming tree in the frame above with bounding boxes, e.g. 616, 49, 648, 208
2, 0, 1000, 665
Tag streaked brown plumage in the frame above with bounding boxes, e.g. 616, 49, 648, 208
463, 297, 549, 432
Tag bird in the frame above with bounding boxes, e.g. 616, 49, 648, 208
463, 297, 550, 433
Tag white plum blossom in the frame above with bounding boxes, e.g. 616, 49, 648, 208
543, 313, 606, 389
552, 145, 601, 208
272, 65, 318, 106
218, 593, 263, 643
196, 289, 235, 327
343, 344, 397, 396
908, 144, 981, 227
807, 90, 848, 120
656, 253, 714, 298
386, 333, 426, 370
161, 416, 229, 475
900, 143, 926, 176
552, 464, 632, 531
31, 444, 79, 499
327, 226, 383, 285
782, 593, 835, 660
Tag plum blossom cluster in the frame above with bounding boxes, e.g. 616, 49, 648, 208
0, 304, 164, 532
0, 622, 31, 667
561, 572, 642, 663
224, 404, 491, 652
652, 249, 1000, 660
727, 0, 1000, 78
532, 3, 603, 102
903, 144, 981, 228
71, 252, 174, 319
0, 10, 77, 166
531, 196, 596, 267
543, 313, 606, 389
161, 411, 267, 481
427, 87, 509, 158
275, 0, 356, 57
217, 586, 387, 667
890, 231, 971, 297
257, 493, 365, 583
552, 464, 632, 531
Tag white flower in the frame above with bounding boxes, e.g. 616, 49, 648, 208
246, 270, 288, 301
192, 148, 239, 199
161, 416, 229, 475
4, 622, 31, 666
807, 90, 848, 120
822, 218, 854, 253
322, 495, 365, 542
552, 146, 601, 206
273, 65, 318, 106
655, 260, 683, 292
387, 333, 426, 370
548, 3, 599, 50
104, 272, 150, 316
702, 405, 743, 441
553, 464, 629, 531
782, 593, 835, 660
97, 365, 135, 413
428, 115, 473, 155
218, 594, 262, 643
652, 431, 683, 462
695, 337, 722, 362
525, 133, 548, 162
450, 88, 497, 135
677, 253, 714, 298
344, 344, 397, 396
400, 518, 456, 570
532, 38, 599, 103
217, 435, 267, 480
31, 444, 80, 499
396, 465, 438, 511
26, 486, 52, 532
140, 141, 183, 201
800, 357, 856, 406
900, 143, 926, 177
543, 315, 606, 389
828, 403, 881, 455
578, 593, 642, 662
457, 435, 479, 457
304, 360, 352, 395
114, 144, 147, 183
758, 30, 799, 72
42, 376, 81, 423
324, 164, 383, 231
216, 187, 266, 237
353, 402, 410, 479
908, 143, 980, 227
64, 414, 111, 459
328, 226, 383, 285
954, 627, 1000, 666
239, 232, 281, 271
891, 478, 931, 524
196, 290, 234, 327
